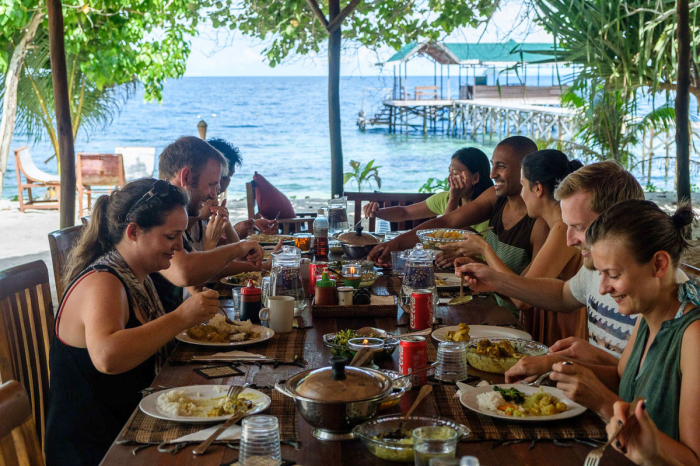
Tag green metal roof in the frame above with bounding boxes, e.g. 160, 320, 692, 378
382, 40, 558, 66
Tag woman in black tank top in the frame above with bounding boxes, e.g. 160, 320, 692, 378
45, 179, 220, 466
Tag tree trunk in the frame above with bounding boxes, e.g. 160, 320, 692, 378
47, 0, 76, 228
328, 0, 343, 197
676, 0, 691, 205
0, 11, 44, 198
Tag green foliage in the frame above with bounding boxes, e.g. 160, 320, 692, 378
343, 159, 381, 192
419, 177, 449, 194
644, 183, 659, 193
691, 184, 700, 193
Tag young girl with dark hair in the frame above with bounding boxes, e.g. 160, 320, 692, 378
547, 200, 700, 466
448, 149, 586, 344
45, 179, 221, 466
363, 147, 493, 232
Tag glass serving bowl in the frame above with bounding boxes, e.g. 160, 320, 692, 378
377, 370, 412, 411
465, 338, 549, 374
322, 332, 399, 361
417, 229, 475, 250
352, 415, 470, 463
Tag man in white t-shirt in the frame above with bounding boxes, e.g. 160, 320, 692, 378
456, 161, 677, 377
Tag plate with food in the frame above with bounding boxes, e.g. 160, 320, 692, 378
460, 384, 585, 422
465, 338, 548, 374
220, 271, 268, 287
417, 228, 476, 250
434, 272, 462, 289
432, 324, 531, 343
177, 314, 275, 347
140, 385, 271, 423
248, 233, 293, 245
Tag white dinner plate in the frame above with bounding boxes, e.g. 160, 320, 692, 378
139, 385, 271, 423
459, 384, 586, 422
431, 324, 531, 342
176, 325, 275, 347
435, 272, 462, 289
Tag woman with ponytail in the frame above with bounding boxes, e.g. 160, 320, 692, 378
544, 200, 700, 466
446, 150, 586, 344
45, 179, 221, 466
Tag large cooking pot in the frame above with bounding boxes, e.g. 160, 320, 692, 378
274, 356, 396, 441
337, 225, 379, 260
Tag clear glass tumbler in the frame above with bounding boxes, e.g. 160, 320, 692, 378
238, 415, 282, 466
435, 342, 469, 383
391, 250, 407, 274
430, 456, 480, 466
413, 426, 459, 466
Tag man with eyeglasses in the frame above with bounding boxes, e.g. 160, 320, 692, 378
151, 136, 264, 312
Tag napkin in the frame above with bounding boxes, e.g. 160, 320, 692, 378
169, 423, 242, 443
455, 380, 490, 398
192, 350, 269, 360
370, 295, 396, 306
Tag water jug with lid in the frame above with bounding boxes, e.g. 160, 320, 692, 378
270, 246, 305, 308
400, 243, 438, 307
327, 195, 348, 235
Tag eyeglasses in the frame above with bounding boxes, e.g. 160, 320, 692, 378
126, 180, 174, 219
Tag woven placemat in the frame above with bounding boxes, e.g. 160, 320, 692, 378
116, 387, 298, 445
169, 328, 307, 364
430, 384, 607, 441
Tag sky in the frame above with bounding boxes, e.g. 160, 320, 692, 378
184, 2, 554, 77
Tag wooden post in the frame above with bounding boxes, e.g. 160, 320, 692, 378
47, 0, 76, 228
197, 120, 208, 139
676, 0, 691, 204
328, 0, 344, 197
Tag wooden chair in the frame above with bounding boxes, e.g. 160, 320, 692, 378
114, 146, 156, 181
0, 380, 45, 466
48, 225, 83, 301
76, 153, 126, 215
14, 146, 60, 213
0, 261, 55, 450
345, 192, 434, 232
245, 181, 317, 235
681, 262, 700, 284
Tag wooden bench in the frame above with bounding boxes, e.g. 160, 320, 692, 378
345, 192, 434, 232
414, 86, 439, 100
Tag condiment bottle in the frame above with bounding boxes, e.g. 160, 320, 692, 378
313, 208, 329, 261
314, 269, 337, 305
240, 279, 262, 323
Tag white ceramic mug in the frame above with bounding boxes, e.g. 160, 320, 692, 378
259, 296, 295, 333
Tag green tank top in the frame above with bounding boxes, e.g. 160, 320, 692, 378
618, 306, 700, 441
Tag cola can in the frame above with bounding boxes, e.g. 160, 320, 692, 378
410, 291, 434, 331
399, 336, 428, 386
308, 261, 328, 296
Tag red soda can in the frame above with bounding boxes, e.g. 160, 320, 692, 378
410, 291, 434, 331
308, 261, 328, 296
399, 336, 428, 386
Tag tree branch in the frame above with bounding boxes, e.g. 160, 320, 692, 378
327, 0, 362, 34
657, 82, 700, 101
305, 0, 329, 30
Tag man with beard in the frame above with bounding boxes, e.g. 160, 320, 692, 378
456, 161, 690, 380
151, 136, 264, 312
369, 136, 550, 302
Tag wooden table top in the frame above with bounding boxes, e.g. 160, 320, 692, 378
100, 276, 631, 466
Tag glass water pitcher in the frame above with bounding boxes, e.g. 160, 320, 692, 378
327, 195, 349, 235
270, 246, 305, 308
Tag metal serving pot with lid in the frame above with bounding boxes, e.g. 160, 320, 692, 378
275, 356, 395, 441
337, 225, 380, 260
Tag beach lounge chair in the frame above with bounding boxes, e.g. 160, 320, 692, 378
344, 191, 434, 232
114, 146, 156, 180
48, 225, 83, 301
0, 381, 45, 465
76, 153, 126, 215
0, 260, 55, 450
13, 146, 60, 213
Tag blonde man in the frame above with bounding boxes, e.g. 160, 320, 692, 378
457, 161, 664, 379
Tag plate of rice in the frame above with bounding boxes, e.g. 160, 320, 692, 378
176, 314, 275, 347
140, 385, 271, 423
460, 384, 585, 422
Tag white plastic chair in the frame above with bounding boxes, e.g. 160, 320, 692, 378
13, 146, 60, 212
114, 146, 156, 181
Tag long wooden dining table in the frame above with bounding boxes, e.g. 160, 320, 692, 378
100, 276, 632, 466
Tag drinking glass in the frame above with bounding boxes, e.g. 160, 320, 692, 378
413, 426, 459, 466
435, 341, 469, 383
391, 250, 407, 274
294, 233, 312, 252
238, 415, 282, 466
430, 456, 480, 466
384, 231, 400, 241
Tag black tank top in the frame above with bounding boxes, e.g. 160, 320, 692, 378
45, 265, 156, 466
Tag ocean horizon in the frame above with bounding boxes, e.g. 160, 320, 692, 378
3, 76, 697, 201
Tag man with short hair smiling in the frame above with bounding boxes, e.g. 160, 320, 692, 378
457, 161, 690, 380
151, 136, 264, 312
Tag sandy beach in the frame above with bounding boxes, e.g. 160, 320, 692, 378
2, 193, 698, 308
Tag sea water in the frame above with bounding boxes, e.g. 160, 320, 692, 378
4, 76, 698, 200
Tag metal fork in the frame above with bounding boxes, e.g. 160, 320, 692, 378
583, 397, 643, 466
520, 361, 573, 387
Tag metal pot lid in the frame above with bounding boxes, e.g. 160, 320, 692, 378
337, 226, 379, 246
289, 356, 392, 402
